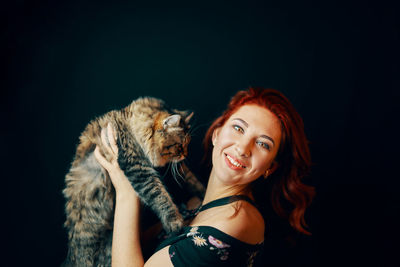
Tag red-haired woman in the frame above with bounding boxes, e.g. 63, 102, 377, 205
94, 87, 315, 266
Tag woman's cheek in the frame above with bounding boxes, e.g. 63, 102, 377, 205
223, 129, 238, 144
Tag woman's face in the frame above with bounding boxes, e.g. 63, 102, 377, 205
211, 104, 282, 186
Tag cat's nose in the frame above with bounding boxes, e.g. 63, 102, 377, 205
178, 144, 188, 157
177, 145, 183, 153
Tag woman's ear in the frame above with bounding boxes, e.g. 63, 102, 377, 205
212, 128, 221, 146
269, 161, 279, 175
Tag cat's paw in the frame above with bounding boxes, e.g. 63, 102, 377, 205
165, 217, 184, 233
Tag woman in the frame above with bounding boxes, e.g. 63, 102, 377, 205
94, 87, 315, 266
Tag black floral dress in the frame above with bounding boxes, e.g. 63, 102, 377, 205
155, 195, 264, 267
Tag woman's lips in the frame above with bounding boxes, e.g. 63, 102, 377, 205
224, 153, 246, 170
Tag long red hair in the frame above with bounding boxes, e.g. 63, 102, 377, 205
203, 87, 315, 235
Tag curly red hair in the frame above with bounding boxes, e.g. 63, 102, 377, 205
203, 87, 315, 235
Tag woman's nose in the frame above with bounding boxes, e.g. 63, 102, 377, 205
235, 141, 251, 158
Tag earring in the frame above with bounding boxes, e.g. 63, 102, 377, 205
263, 169, 270, 178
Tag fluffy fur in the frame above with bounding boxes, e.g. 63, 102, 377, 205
62, 97, 205, 266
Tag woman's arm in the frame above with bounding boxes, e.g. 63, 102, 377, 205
112, 188, 143, 267
94, 124, 173, 267
94, 124, 144, 267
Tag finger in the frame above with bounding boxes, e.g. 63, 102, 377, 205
107, 123, 119, 155
101, 127, 114, 157
94, 146, 112, 171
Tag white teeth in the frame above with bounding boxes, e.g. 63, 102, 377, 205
226, 154, 244, 168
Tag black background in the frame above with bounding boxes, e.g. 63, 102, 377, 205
2, 2, 399, 266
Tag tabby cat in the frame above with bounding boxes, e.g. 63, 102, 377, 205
62, 97, 205, 266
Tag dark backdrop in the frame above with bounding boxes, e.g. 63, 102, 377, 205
2, 2, 399, 266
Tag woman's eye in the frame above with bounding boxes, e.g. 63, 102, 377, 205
257, 141, 270, 151
233, 125, 244, 133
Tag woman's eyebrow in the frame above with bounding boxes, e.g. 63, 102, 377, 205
233, 118, 248, 127
260, 135, 275, 146
233, 118, 275, 146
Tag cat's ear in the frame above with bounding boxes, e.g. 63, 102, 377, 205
172, 109, 194, 124
184, 111, 194, 125
163, 114, 181, 129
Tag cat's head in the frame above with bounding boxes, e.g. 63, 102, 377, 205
150, 110, 193, 167
129, 97, 194, 167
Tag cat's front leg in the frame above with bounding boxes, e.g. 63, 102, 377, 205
123, 165, 183, 233
113, 124, 183, 233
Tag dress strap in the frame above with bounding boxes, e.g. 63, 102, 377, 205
194, 195, 257, 215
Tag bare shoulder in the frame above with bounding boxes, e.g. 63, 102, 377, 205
209, 201, 265, 244
145, 245, 173, 267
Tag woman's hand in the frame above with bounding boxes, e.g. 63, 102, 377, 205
94, 123, 136, 197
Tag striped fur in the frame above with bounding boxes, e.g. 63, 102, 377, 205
62, 97, 205, 266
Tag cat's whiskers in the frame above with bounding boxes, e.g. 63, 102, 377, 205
161, 161, 172, 180
175, 161, 185, 181
171, 161, 186, 187
179, 163, 185, 178
171, 162, 179, 186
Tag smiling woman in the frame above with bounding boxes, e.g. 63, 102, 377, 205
210, 105, 282, 188
203, 88, 315, 235
93, 87, 315, 267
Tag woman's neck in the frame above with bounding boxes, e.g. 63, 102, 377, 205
202, 169, 252, 206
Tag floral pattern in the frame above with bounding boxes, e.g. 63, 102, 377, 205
208, 235, 231, 260
169, 251, 175, 258
192, 235, 207, 247
208, 235, 230, 249
168, 226, 261, 264
185, 227, 232, 260
187, 226, 199, 237
187, 227, 208, 247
